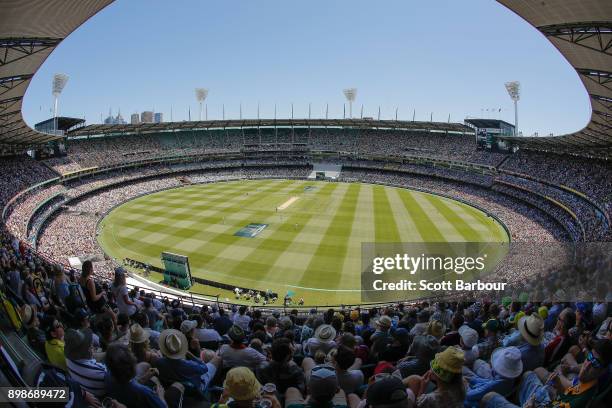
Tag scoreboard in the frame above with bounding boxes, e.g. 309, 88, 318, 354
161, 252, 193, 290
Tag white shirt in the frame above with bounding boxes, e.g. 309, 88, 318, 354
113, 285, 137, 316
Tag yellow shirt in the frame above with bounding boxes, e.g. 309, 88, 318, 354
45, 339, 67, 370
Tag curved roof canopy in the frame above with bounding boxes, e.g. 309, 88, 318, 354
1, 0, 611, 157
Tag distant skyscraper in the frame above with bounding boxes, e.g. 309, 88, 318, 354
141, 111, 154, 123
115, 109, 126, 125
103, 108, 126, 124
154, 112, 163, 123
130, 113, 140, 124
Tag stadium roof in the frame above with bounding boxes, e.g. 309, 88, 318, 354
0, 0, 113, 148
464, 119, 515, 129
68, 118, 471, 137
35, 116, 85, 132
1, 0, 611, 158
497, 0, 612, 157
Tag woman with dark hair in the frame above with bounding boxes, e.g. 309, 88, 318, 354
79, 260, 116, 326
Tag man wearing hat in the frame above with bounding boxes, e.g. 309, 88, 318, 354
219, 325, 267, 371
285, 365, 346, 408
304, 324, 337, 357
510, 314, 545, 371
65, 328, 108, 398
154, 329, 221, 399
464, 347, 523, 407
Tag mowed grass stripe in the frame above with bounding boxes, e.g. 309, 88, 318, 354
299, 183, 361, 288
373, 185, 402, 242
273, 182, 350, 287
385, 188, 424, 242
224, 182, 340, 284
342, 184, 376, 291
108, 180, 294, 263
442, 200, 508, 242
397, 191, 446, 242
422, 195, 482, 241
411, 193, 465, 241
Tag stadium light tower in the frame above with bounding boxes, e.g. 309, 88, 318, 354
52, 73, 69, 132
195, 88, 208, 121
343, 88, 357, 119
504, 81, 520, 136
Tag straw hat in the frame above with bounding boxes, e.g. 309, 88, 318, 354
376, 316, 392, 330
159, 329, 188, 359
129, 323, 150, 344
518, 314, 544, 346
314, 325, 336, 342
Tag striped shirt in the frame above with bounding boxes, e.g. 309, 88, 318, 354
66, 358, 107, 397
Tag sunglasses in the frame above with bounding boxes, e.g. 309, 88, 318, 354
586, 351, 604, 369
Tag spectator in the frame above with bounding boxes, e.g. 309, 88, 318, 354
285, 365, 347, 408
464, 347, 523, 406
219, 325, 267, 370
233, 305, 251, 331
154, 329, 220, 399
214, 308, 233, 336
105, 342, 182, 408
395, 335, 439, 379
457, 326, 479, 368
215, 366, 279, 408
407, 347, 465, 408
482, 338, 611, 408
364, 376, 413, 408
331, 345, 364, 395
129, 323, 161, 364
64, 328, 107, 397
257, 337, 306, 394
475, 319, 501, 361
112, 267, 137, 317
43, 316, 67, 370
21, 304, 46, 357
544, 307, 576, 366
304, 325, 337, 357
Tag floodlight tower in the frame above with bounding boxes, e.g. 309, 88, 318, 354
52, 73, 69, 132
195, 88, 209, 120
343, 88, 357, 119
504, 81, 520, 136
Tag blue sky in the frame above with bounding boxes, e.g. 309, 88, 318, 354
22, 0, 590, 136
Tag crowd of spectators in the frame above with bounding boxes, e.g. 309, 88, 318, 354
2, 238, 610, 408
501, 151, 611, 222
